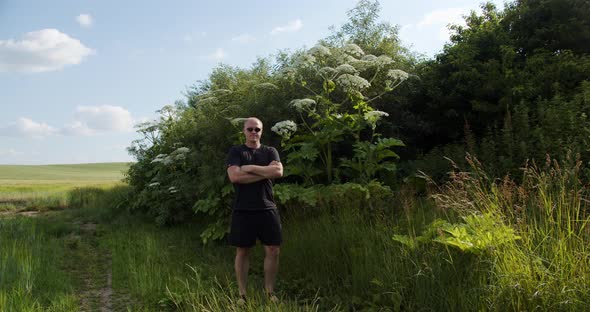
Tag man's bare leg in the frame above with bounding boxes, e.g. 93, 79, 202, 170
263, 245, 280, 295
235, 247, 250, 297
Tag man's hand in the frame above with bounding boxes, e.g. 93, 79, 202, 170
227, 165, 266, 184
241, 161, 278, 173
241, 165, 254, 173
241, 161, 283, 179
228, 161, 283, 184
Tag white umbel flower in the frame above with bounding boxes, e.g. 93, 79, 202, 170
364, 110, 389, 120
271, 120, 298, 140
350, 59, 371, 72
364, 110, 389, 129
174, 147, 190, 154
336, 74, 371, 92
170, 147, 189, 161
343, 43, 364, 57
296, 54, 316, 67
290, 98, 317, 112
337, 53, 358, 65
319, 66, 337, 78
151, 154, 167, 163
309, 44, 331, 58
362, 54, 377, 62
387, 69, 409, 81
374, 55, 393, 66
335, 64, 358, 75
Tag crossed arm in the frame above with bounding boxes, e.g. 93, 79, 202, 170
227, 160, 283, 184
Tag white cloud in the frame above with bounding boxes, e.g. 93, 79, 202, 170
416, 8, 467, 40
209, 48, 226, 61
60, 121, 95, 136
0, 28, 94, 73
0, 105, 135, 138
76, 14, 93, 27
270, 19, 303, 35
232, 33, 256, 44
0, 117, 58, 138
74, 105, 134, 132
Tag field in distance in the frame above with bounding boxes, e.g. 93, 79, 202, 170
0, 162, 131, 184
0, 162, 131, 211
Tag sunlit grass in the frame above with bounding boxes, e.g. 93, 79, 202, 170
0, 217, 78, 312
2, 159, 590, 310
0, 163, 130, 182
0, 183, 125, 212
0, 162, 128, 212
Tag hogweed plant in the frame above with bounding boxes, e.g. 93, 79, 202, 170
403, 154, 590, 310
272, 43, 407, 184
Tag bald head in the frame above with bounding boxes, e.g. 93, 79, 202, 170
243, 117, 263, 148
244, 117, 262, 128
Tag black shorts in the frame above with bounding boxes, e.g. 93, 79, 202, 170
229, 209, 282, 247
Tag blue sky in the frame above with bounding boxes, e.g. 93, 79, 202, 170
0, 0, 504, 164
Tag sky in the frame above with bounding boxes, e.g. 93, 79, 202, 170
0, 0, 505, 165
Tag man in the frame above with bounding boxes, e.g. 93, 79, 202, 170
226, 117, 283, 304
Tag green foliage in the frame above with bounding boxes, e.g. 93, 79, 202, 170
339, 137, 404, 184
326, 0, 411, 60
193, 188, 233, 244
394, 213, 520, 255
67, 185, 132, 222
406, 0, 590, 182
273, 184, 319, 208
275, 181, 394, 218
503, 0, 590, 55
273, 43, 408, 184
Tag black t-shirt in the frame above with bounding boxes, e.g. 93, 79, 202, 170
226, 144, 280, 211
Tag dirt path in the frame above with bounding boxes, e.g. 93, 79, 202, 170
67, 222, 114, 312
0, 210, 40, 217
0, 210, 117, 311
101, 257, 113, 312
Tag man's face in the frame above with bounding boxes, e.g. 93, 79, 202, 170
243, 119, 263, 143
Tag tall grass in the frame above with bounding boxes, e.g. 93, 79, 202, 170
0, 183, 125, 213
0, 217, 78, 312
100, 218, 327, 311
426, 155, 590, 310
2, 156, 589, 311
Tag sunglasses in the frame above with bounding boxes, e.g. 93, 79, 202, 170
246, 127, 261, 133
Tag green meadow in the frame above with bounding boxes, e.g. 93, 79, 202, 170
0, 163, 328, 311
0, 163, 130, 184
0, 163, 129, 212
2, 160, 590, 311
